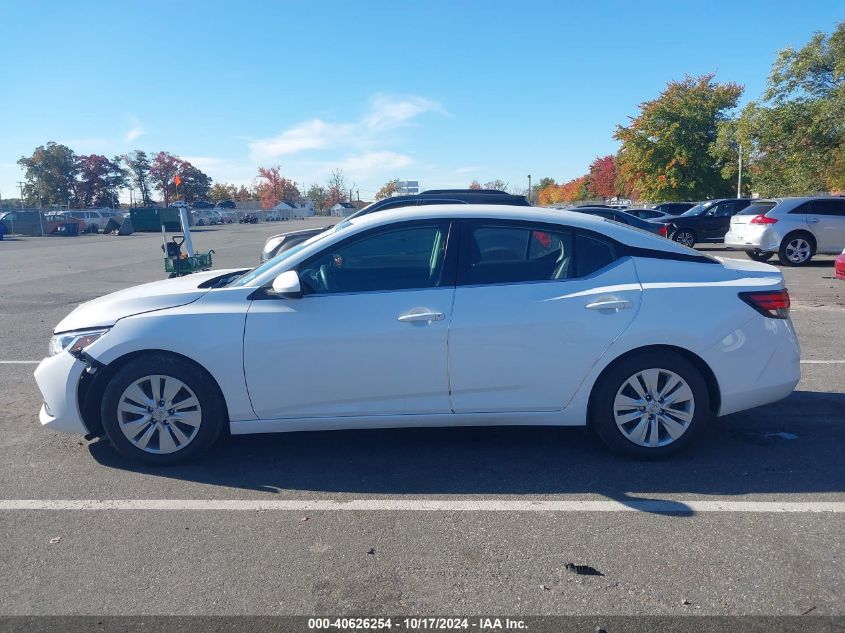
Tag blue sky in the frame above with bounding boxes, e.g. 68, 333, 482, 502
0, 0, 842, 201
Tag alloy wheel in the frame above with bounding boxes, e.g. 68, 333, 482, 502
613, 368, 695, 448
784, 238, 811, 264
674, 231, 695, 247
116, 375, 202, 454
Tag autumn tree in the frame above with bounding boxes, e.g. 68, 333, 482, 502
469, 180, 482, 190
588, 155, 619, 200
176, 162, 212, 203
615, 74, 743, 201
375, 179, 401, 200
120, 150, 153, 206
17, 142, 78, 206
74, 154, 125, 207
149, 152, 182, 205
255, 166, 300, 208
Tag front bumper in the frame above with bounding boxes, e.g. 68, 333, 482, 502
33, 352, 89, 434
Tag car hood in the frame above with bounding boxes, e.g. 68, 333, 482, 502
54, 269, 242, 333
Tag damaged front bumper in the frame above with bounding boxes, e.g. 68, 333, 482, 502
33, 352, 90, 434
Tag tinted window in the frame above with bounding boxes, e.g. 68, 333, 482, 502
710, 203, 734, 217
299, 223, 449, 294
463, 224, 574, 285
738, 202, 778, 216
811, 199, 845, 216
575, 234, 616, 276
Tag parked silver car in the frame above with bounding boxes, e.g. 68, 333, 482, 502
724, 197, 845, 265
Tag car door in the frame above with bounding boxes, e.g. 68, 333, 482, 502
807, 199, 845, 252
243, 220, 456, 419
448, 220, 641, 413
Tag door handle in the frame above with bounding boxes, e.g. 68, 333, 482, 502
807, 217, 820, 223
585, 299, 632, 311
398, 310, 444, 323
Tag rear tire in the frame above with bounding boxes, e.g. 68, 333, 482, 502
746, 249, 773, 262
590, 350, 710, 459
777, 233, 815, 266
101, 354, 225, 465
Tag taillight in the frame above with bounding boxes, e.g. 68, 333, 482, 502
750, 214, 778, 225
739, 289, 790, 319
658, 224, 668, 237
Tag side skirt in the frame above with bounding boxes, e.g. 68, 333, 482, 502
229, 410, 582, 435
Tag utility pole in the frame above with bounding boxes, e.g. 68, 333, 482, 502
17, 181, 25, 209
737, 144, 743, 199
527, 175, 532, 204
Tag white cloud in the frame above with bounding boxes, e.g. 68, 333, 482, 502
336, 151, 413, 175
124, 116, 145, 143
248, 94, 444, 162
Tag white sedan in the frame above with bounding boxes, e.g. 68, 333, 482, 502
35, 205, 800, 464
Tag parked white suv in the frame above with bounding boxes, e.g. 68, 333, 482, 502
724, 197, 845, 265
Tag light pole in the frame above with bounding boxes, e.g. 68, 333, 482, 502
737, 144, 743, 198
527, 175, 532, 204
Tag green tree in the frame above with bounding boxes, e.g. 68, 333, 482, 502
17, 142, 78, 207
177, 162, 212, 203
615, 74, 743, 201
307, 183, 329, 214
120, 150, 153, 206
728, 22, 845, 195
210, 182, 237, 203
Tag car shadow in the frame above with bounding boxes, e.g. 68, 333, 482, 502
89, 390, 845, 512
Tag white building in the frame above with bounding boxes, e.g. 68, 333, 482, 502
330, 202, 357, 217
271, 199, 315, 220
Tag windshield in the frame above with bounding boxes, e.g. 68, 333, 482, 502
227, 223, 350, 287
680, 201, 715, 217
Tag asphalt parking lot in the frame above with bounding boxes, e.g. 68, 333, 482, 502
0, 220, 843, 617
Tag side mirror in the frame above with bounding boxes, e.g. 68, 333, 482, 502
271, 270, 302, 298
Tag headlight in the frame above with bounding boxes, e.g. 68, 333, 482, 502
48, 329, 109, 357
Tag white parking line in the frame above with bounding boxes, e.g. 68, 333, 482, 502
0, 360, 40, 364
0, 499, 842, 513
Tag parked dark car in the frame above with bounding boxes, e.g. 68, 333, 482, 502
654, 199, 753, 247
0, 210, 47, 236
651, 202, 696, 215
192, 200, 214, 209
216, 199, 237, 209
260, 189, 531, 262
566, 206, 668, 237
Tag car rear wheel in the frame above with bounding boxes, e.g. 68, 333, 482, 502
746, 249, 774, 262
778, 233, 815, 266
101, 354, 225, 465
672, 230, 696, 248
590, 351, 710, 458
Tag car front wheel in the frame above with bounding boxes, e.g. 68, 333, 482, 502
101, 354, 225, 465
590, 351, 710, 458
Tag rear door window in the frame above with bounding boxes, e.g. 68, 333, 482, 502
810, 199, 845, 216
459, 222, 618, 285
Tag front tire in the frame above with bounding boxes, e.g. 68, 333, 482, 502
672, 229, 697, 248
101, 354, 225, 465
746, 249, 774, 262
590, 351, 710, 458
777, 233, 815, 266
